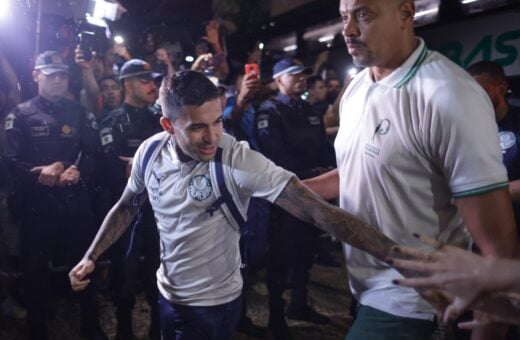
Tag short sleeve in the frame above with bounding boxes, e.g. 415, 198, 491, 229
426, 79, 508, 198
126, 139, 148, 195
228, 140, 295, 203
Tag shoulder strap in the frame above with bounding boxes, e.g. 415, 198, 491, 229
205, 147, 246, 231
140, 139, 162, 180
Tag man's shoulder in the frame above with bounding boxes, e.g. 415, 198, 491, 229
99, 107, 125, 128
258, 98, 279, 113
14, 98, 38, 117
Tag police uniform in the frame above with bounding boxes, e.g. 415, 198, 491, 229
498, 105, 520, 235
4, 94, 102, 336
255, 92, 335, 324
99, 102, 162, 339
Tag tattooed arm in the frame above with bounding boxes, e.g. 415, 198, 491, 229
276, 177, 451, 311
69, 186, 145, 291
275, 177, 395, 261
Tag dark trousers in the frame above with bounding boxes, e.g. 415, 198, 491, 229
21, 209, 99, 337
159, 293, 242, 340
267, 207, 320, 317
111, 202, 160, 335
346, 305, 437, 340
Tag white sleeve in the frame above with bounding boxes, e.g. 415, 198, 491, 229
229, 141, 295, 203
426, 79, 508, 198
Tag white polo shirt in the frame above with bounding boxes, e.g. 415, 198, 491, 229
128, 132, 293, 306
335, 38, 507, 319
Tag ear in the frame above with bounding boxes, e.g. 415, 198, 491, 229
160, 116, 174, 135
498, 79, 509, 97
399, 0, 415, 23
32, 71, 39, 82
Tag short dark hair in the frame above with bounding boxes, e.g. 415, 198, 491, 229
160, 70, 219, 120
98, 76, 120, 87
307, 75, 324, 89
466, 61, 506, 81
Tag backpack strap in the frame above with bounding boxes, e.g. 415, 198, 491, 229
205, 147, 246, 231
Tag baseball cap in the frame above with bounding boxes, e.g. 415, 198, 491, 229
272, 57, 311, 79
119, 59, 163, 81
34, 51, 70, 75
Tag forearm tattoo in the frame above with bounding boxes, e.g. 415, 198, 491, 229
276, 177, 454, 312
276, 177, 396, 260
87, 196, 141, 261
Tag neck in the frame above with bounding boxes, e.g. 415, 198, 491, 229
125, 97, 149, 109
174, 141, 193, 163
39, 94, 61, 103
371, 36, 418, 82
496, 101, 510, 122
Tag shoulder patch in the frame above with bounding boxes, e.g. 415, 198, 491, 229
4, 113, 15, 130
86, 112, 99, 130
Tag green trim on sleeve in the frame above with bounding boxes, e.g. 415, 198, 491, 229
452, 182, 509, 199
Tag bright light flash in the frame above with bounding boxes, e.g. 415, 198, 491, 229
0, 2, 8, 21
348, 67, 358, 77
414, 7, 439, 18
259, 42, 264, 50
185, 55, 194, 63
114, 35, 124, 44
283, 44, 297, 52
318, 35, 335, 43
461, 0, 478, 3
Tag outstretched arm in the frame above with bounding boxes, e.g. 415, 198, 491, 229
69, 186, 145, 291
275, 177, 394, 261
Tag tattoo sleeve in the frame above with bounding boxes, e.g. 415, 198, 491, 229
85, 187, 145, 262
276, 177, 452, 312
275, 177, 396, 261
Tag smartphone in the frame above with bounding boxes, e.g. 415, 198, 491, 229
244, 63, 259, 79
78, 31, 95, 62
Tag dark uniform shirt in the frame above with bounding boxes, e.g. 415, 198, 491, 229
4, 95, 100, 215
99, 102, 162, 197
498, 105, 520, 233
255, 92, 335, 180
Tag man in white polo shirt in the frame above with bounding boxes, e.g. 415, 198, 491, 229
304, 0, 516, 339
68, 70, 403, 340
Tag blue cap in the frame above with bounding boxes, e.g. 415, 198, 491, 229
272, 57, 311, 79
119, 59, 162, 81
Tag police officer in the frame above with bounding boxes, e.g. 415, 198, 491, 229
255, 57, 335, 339
3, 51, 105, 340
98, 59, 162, 340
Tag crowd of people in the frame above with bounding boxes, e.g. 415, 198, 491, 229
1, 0, 520, 340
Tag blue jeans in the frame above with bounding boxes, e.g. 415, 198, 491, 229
159, 293, 243, 340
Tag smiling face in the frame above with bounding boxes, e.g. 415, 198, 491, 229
339, 0, 415, 70
162, 98, 224, 162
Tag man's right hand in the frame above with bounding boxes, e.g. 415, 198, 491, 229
30, 161, 65, 187
237, 73, 261, 106
69, 257, 95, 292
75, 45, 95, 70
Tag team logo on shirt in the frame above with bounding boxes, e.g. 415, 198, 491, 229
373, 119, 391, 140
499, 131, 516, 152
188, 175, 212, 201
